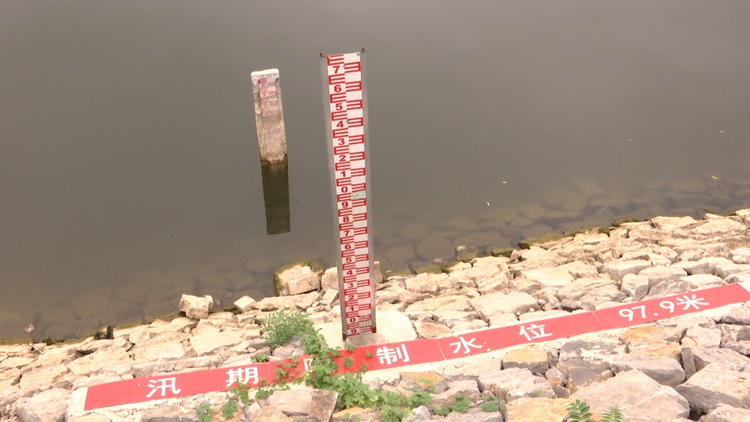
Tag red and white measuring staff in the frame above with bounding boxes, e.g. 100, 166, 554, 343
321, 49, 376, 337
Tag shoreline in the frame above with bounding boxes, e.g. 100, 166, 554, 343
0, 208, 725, 347
4, 209, 750, 420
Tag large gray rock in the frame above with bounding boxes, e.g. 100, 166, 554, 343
403, 295, 474, 314
621, 274, 649, 301
520, 268, 573, 288
716, 263, 750, 279
556, 338, 625, 392
14, 387, 71, 422
639, 266, 687, 289
723, 341, 750, 357
477, 367, 547, 402
701, 404, 750, 422
505, 397, 569, 422
671, 257, 733, 276
275, 264, 321, 296
430, 379, 481, 407
559, 337, 625, 360
267, 388, 315, 416
67, 347, 133, 376
650, 216, 696, 229
681, 347, 750, 378
646, 274, 726, 299
189, 327, 244, 355
694, 218, 746, 235
681, 326, 722, 348
471, 292, 539, 321
131, 332, 189, 363
675, 363, 750, 414
501, 344, 550, 375
342, 311, 417, 349
603, 259, 652, 282
443, 408, 503, 422
233, 295, 256, 312
413, 321, 452, 339
573, 370, 689, 422
308, 390, 338, 422
132, 355, 220, 378
558, 278, 625, 311
178, 294, 213, 320
141, 404, 199, 422
452, 265, 511, 294
556, 357, 613, 392
606, 354, 685, 387
512, 246, 567, 270
722, 303, 750, 325
405, 273, 451, 295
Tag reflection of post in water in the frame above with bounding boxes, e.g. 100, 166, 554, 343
260, 157, 290, 234
251, 69, 290, 235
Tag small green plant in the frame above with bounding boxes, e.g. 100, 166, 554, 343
566, 400, 622, 422
480, 394, 500, 412
251, 353, 269, 363
260, 309, 316, 348
196, 403, 213, 422
481, 401, 499, 412
452, 395, 471, 413
430, 394, 471, 416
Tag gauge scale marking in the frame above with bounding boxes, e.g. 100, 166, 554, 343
321, 50, 376, 337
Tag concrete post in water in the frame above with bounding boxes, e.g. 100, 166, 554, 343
251, 69, 290, 235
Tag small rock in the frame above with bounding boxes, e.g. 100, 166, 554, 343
621, 274, 649, 301
321, 267, 338, 291
267, 387, 315, 416
620, 326, 682, 359
639, 266, 687, 289
403, 405, 431, 422
189, 328, 244, 355
681, 346, 750, 376
506, 397, 569, 422
179, 294, 214, 320
405, 273, 451, 295
141, 404, 198, 422
321, 289, 339, 305
413, 321, 452, 339
606, 354, 685, 387
501, 344, 550, 375
471, 292, 539, 323
14, 387, 71, 422
681, 326, 722, 348
722, 303, 750, 325
275, 264, 321, 296
521, 268, 574, 288
233, 295, 256, 312
603, 260, 652, 282
478, 367, 545, 402
675, 363, 750, 414
701, 404, 750, 422
572, 370, 689, 421
399, 372, 448, 394
331, 406, 380, 422
556, 357, 613, 392
253, 405, 293, 422
308, 389, 338, 422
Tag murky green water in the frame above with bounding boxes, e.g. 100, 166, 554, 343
2, 1, 750, 340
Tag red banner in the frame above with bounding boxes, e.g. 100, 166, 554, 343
84, 284, 750, 410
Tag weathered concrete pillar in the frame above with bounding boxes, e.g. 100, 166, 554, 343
251, 69, 290, 235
